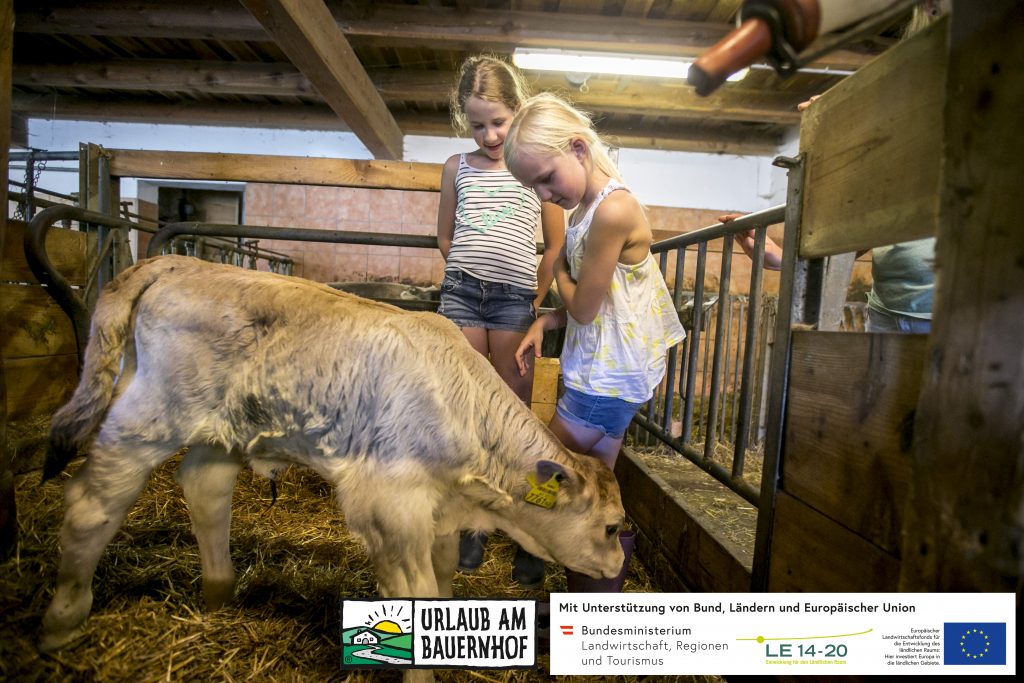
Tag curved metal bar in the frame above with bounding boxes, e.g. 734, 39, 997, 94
24, 204, 140, 362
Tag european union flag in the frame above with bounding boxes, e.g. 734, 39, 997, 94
943, 622, 1006, 665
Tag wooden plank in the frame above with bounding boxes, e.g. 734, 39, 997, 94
1, 284, 78, 358
798, 16, 948, 258
817, 252, 856, 331
108, 149, 442, 191
784, 331, 926, 555
768, 491, 901, 592
239, 0, 402, 159
13, 94, 781, 156
13, 60, 803, 126
3, 354, 78, 421
617, 448, 751, 593
0, 220, 93, 286
12, 0, 881, 72
900, 1, 1024, 594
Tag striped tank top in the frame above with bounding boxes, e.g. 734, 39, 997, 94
444, 154, 542, 291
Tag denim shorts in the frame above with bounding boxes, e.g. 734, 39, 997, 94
438, 270, 536, 333
556, 386, 643, 439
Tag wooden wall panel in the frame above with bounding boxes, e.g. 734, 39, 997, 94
768, 491, 901, 592
1, 220, 93, 286
3, 355, 78, 421
784, 331, 926, 555
0, 284, 77, 358
798, 17, 947, 258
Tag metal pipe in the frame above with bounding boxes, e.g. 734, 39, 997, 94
751, 155, 805, 590
682, 243, 708, 444
733, 229, 768, 475
148, 222, 542, 258
703, 235, 734, 462
652, 204, 785, 253
8, 150, 79, 162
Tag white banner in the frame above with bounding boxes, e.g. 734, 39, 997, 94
549, 593, 1015, 675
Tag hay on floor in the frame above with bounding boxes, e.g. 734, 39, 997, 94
0, 453, 718, 683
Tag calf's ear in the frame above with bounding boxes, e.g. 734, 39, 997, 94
458, 474, 514, 508
536, 460, 577, 489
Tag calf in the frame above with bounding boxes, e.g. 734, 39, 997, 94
40, 255, 625, 659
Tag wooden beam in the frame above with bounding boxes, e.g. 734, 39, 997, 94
11, 91, 352, 131
900, 0, 1024, 594
14, 0, 884, 72
13, 60, 804, 126
106, 149, 443, 191
238, 0, 403, 159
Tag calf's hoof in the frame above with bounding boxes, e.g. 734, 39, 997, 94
202, 577, 236, 610
39, 624, 87, 653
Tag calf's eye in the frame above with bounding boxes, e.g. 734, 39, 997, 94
605, 524, 619, 538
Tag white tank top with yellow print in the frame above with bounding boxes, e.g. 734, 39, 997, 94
562, 180, 686, 403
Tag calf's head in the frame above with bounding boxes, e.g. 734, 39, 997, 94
489, 456, 626, 579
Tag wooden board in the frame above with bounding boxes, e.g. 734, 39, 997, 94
108, 149, 443, 191
3, 354, 78, 421
0, 284, 77, 358
798, 16, 947, 258
0, 220, 94, 286
900, 1, 1024, 593
784, 331, 926, 555
768, 491, 900, 592
617, 449, 751, 593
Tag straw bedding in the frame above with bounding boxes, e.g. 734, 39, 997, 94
1, 453, 719, 683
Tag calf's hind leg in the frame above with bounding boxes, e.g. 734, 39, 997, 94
40, 442, 169, 652
175, 445, 243, 609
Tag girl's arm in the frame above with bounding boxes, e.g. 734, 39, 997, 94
436, 155, 460, 260
557, 196, 636, 325
534, 203, 566, 311
515, 306, 568, 376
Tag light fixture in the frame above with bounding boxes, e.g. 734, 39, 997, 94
512, 48, 750, 84
513, 48, 691, 79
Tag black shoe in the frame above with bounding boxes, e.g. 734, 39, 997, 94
458, 532, 486, 572
512, 546, 545, 588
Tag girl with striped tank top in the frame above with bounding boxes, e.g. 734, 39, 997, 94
437, 56, 564, 586
506, 93, 686, 472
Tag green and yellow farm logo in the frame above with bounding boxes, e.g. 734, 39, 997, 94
341, 600, 414, 667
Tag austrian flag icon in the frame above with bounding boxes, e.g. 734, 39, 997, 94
560, 625, 574, 636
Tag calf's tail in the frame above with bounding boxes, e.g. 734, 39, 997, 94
44, 257, 178, 480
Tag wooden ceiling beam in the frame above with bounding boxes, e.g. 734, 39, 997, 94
12, 92, 782, 156
14, 0, 885, 72
238, 0, 402, 159
13, 60, 803, 125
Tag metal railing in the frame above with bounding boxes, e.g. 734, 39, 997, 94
631, 205, 787, 505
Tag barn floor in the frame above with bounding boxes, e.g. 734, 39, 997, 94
0, 454, 720, 683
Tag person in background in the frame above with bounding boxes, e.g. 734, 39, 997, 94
730, 1, 945, 334
436, 55, 564, 587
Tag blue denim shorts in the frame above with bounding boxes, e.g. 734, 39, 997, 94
556, 386, 643, 439
438, 270, 536, 333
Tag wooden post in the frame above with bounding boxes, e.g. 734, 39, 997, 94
1, 0, 16, 560
900, 0, 1024, 592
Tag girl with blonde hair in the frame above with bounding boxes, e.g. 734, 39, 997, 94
506, 93, 685, 470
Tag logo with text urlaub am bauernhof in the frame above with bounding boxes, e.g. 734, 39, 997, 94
341, 600, 415, 668
942, 622, 1006, 665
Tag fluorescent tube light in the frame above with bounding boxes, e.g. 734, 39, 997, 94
513, 48, 691, 79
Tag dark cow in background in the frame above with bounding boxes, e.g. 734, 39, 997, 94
40, 255, 625, 661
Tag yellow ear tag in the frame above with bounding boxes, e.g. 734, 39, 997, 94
524, 472, 560, 508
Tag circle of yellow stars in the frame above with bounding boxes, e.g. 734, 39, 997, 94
959, 627, 990, 660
